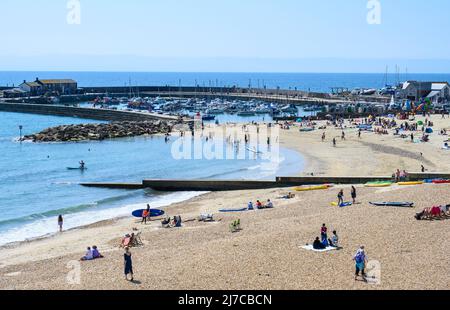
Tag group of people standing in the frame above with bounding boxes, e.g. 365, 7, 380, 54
337, 187, 357, 206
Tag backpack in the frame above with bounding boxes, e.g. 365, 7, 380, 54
355, 252, 365, 264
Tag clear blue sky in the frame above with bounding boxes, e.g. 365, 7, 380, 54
1, 0, 450, 72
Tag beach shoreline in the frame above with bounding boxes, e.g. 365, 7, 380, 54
0, 115, 449, 289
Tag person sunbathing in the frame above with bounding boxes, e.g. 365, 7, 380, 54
313, 237, 326, 250
80, 247, 94, 261
265, 200, 274, 209
92, 246, 104, 259
121, 233, 135, 248
256, 200, 263, 209
281, 193, 295, 199
431, 206, 443, 219
328, 231, 339, 248
161, 217, 171, 227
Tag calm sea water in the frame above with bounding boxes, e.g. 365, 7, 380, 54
2, 72, 450, 92
0, 111, 303, 245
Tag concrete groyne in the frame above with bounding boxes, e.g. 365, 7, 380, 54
0, 102, 178, 122
80, 173, 450, 191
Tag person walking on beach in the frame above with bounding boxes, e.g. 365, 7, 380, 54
341, 131, 346, 141
333, 138, 337, 147
358, 129, 362, 139
58, 215, 63, 232
353, 246, 368, 282
421, 165, 426, 173
351, 186, 357, 204
411, 133, 414, 143
321, 132, 326, 142
142, 204, 150, 224
124, 247, 134, 281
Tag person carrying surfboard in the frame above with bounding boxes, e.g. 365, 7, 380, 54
141, 205, 150, 224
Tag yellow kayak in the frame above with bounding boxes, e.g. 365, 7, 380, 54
295, 185, 329, 192
365, 183, 392, 188
398, 181, 424, 186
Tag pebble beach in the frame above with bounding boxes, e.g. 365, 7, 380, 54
0, 114, 449, 290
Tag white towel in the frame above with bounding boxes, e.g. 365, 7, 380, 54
300, 245, 338, 252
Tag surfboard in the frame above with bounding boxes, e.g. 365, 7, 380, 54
67, 167, 87, 170
219, 208, 248, 213
370, 202, 414, 208
132, 209, 165, 218
331, 202, 353, 207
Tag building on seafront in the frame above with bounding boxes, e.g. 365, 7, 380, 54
16, 78, 78, 96
399, 81, 450, 103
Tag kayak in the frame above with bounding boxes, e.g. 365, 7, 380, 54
219, 208, 248, 213
432, 180, 450, 184
370, 202, 414, 208
295, 185, 329, 192
67, 167, 87, 171
364, 181, 392, 188
398, 181, 424, 186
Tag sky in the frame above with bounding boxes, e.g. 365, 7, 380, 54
1, 0, 450, 73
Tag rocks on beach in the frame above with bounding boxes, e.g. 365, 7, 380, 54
23, 121, 175, 143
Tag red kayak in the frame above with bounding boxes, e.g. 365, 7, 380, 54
433, 180, 450, 184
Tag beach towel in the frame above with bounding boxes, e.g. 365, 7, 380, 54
300, 245, 338, 252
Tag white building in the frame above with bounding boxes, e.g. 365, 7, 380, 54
399, 81, 450, 103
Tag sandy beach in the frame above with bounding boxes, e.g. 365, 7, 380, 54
1, 114, 449, 290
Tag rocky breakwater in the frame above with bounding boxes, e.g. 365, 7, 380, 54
24, 120, 175, 142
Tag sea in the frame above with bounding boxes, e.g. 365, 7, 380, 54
1, 71, 449, 246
